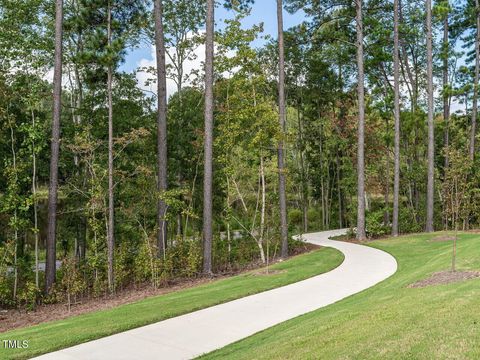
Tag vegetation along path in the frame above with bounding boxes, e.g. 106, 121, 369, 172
34, 229, 397, 360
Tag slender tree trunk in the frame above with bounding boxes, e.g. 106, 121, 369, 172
13, 226, 17, 300
107, 3, 115, 292
297, 101, 308, 232
226, 176, 232, 263
337, 71, 345, 229
452, 178, 458, 272
31, 109, 40, 288
277, 0, 289, 257
258, 156, 266, 264
392, 0, 401, 237
154, 0, 168, 258
202, 0, 214, 274
176, 172, 183, 238
184, 156, 201, 241
176, 82, 184, 239
384, 133, 390, 227
8, 125, 19, 300
45, 0, 64, 293
356, 0, 367, 241
426, 0, 435, 233
318, 113, 326, 229
443, 10, 450, 168
470, 0, 480, 161
74, 61, 87, 259
336, 151, 343, 228
326, 165, 332, 228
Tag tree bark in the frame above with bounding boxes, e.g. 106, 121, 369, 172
384, 125, 390, 227
277, 0, 289, 257
392, 0, 401, 237
426, 0, 435, 233
9, 125, 19, 300
297, 100, 308, 233
45, 0, 64, 293
202, 0, 214, 274
318, 113, 326, 229
356, 0, 367, 241
154, 0, 168, 258
336, 151, 343, 228
107, 3, 115, 292
443, 10, 450, 168
259, 156, 266, 264
469, 0, 480, 161
31, 109, 40, 288
73, 54, 87, 260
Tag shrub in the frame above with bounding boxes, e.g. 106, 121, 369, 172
17, 281, 40, 311
399, 206, 423, 234
57, 257, 87, 311
307, 208, 320, 223
366, 209, 390, 238
288, 209, 303, 226
0, 273, 14, 308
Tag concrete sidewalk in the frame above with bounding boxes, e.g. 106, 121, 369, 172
35, 229, 397, 360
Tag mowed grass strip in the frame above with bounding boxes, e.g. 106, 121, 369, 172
0, 247, 344, 360
201, 233, 480, 360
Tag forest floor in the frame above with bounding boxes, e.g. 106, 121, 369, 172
0, 242, 317, 334
202, 232, 480, 359
0, 244, 343, 359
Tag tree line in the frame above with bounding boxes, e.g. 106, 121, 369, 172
0, 0, 479, 309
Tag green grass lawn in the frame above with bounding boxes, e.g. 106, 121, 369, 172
201, 232, 480, 360
0, 247, 343, 360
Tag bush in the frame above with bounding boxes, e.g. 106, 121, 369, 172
399, 206, 423, 234
346, 227, 356, 239
288, 209, 303, 226
366, 209, 390, 238
56, 257, 87, 311
115, 244, 133, 290
0, 273, 14, 308
17, 281, 40, 311
164, 238, 202, 278
307, 208, 320, 223
213, 234, 258, 272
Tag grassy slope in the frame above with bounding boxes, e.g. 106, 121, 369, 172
202, 232, 480, 360
0, 247, 343, 360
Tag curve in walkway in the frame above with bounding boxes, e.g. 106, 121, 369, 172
35, 229, 397, 360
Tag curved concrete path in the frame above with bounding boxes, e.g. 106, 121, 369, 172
35, 229, 397, 360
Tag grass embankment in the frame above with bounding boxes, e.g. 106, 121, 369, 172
202, 232, 480, 359
0, 247, 344, 359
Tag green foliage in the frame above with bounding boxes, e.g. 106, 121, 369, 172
307, 208, 320, 223
1, 0, 480, 312
166, 239, 203, 278
442, 147, 474, 229
398, 207, 423, 234
17, 281, 40, 311
0, 247, 343, 360
288, 209, 303, 226
0, 242, 16, 308
366, 210, 389, 238
0, 275, 14, 308
56, 257, 87, 310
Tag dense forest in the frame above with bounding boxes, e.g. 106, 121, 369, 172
0, 0, 479, 309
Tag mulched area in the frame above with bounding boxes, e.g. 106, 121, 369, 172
429, 235, 456, 242
0, 278, 217, 333
252, 269, 286, 276
408, 270, 480, 288
0, 243, 320, 333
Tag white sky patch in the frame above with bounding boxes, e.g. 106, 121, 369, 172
44, 66, 75, 91
136, 32, 207, 98
135, 30, 238, 100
